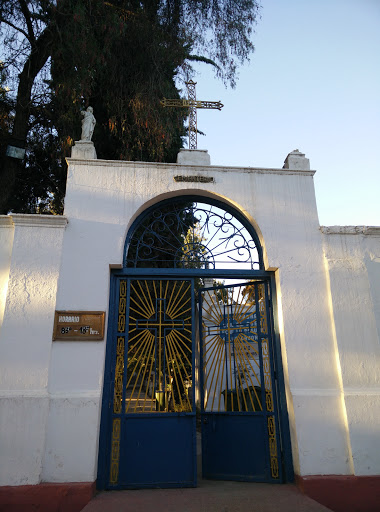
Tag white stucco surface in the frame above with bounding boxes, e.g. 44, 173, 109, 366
0, 396, 49, 485
177, 148, 210, 165
322, 226, 380, 475
42, 396, 100, 482
0, 217, 14, 331
0, 150, 379, 487
0, 215, 67, 485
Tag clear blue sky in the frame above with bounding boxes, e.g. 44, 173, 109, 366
189, 0, 380, 226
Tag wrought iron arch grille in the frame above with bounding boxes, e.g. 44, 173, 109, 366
124, 199, 263, 270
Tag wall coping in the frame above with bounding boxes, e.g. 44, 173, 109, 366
0, 214, 69, 228
66, 157, 316, 177
0, 217, 13, 228
321, 226, 380, 235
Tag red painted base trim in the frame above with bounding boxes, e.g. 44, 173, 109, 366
0, 481, 96, 512
295, 475, 380, 512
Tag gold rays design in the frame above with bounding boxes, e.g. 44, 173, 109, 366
202, 285, 263, 412
201, 281, 280, 479
125, 280, 192, 413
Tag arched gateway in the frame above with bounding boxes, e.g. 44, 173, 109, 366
1, 146, 379, 511
97, 196, 292, 489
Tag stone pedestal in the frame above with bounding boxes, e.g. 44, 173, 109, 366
71, 141, 97, 160
283, 149, 310, 170
177, 149, 210, 166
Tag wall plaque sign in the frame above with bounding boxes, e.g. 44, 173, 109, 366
6, 145, 26, 160
174, 175, 214, 183
53, 311, 105, 341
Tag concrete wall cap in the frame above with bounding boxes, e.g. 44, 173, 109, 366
0, 216, 14, 227
321, 225, 380, 235
9, 214, 68, 228
65, 157, 316, 176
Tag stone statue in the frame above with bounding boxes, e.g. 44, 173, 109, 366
80, 107, 96, 141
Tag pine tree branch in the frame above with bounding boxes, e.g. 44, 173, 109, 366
0, 16, 30, 42
187, 54, 221, 71
18, 0, 37, 46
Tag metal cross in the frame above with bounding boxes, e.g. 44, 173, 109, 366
161, 80, 224, 150
136, 296, 189, 409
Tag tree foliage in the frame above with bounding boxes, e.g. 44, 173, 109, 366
0, 0, 260, 214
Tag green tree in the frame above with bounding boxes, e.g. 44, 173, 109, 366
0, 62, 12, 177
212, 280, 234, 304
0, 0, 260, 213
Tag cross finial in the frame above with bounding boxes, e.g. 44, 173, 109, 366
161, 81, 223, 150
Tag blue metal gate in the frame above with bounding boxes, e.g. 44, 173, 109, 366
99, 277, 196, 489
200, 280, 283, 482
97, 197, 292, 489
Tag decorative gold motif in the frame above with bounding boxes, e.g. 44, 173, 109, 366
268, 416, 279, 479
109, 280, 127, 485
125, 280, 192, 413
109, 418, 121, 485
262, 339, 273, 412
202, 281, 280, 479
118, 281, 127, 332
258, 284, 268, 334
202, 284, 263, 412
113, 337, 124, 414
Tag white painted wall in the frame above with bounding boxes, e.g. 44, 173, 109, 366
46, 152, 349, 480
322, 226, 380, 475
0, 217, 14, 331
0, 215, 67, 485
0, 150, 378, 487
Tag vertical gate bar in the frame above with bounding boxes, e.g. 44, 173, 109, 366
258, 280, 281, 480
191, 278, 197, 485
264, 280, 284, 481
254, 282, 266, 414
109, 277, 129, 486
158, 282, 162, 409
268, 274, 294, 482
123, 279, 131, 415
97, 273, 122, 489
198, 289, 205, 413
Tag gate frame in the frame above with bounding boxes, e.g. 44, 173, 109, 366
199, 278, 285, 482
97, 193, 293, 489
97, 267, 294, 489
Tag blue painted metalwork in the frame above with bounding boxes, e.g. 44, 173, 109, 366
202, 413, 268, 481
120, 415, 195, 488
268, 273, 295, 482
99, 277, 196, 489
97, 196, 294, 490
124, 197, 263, 270
199, 280, 283, 482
